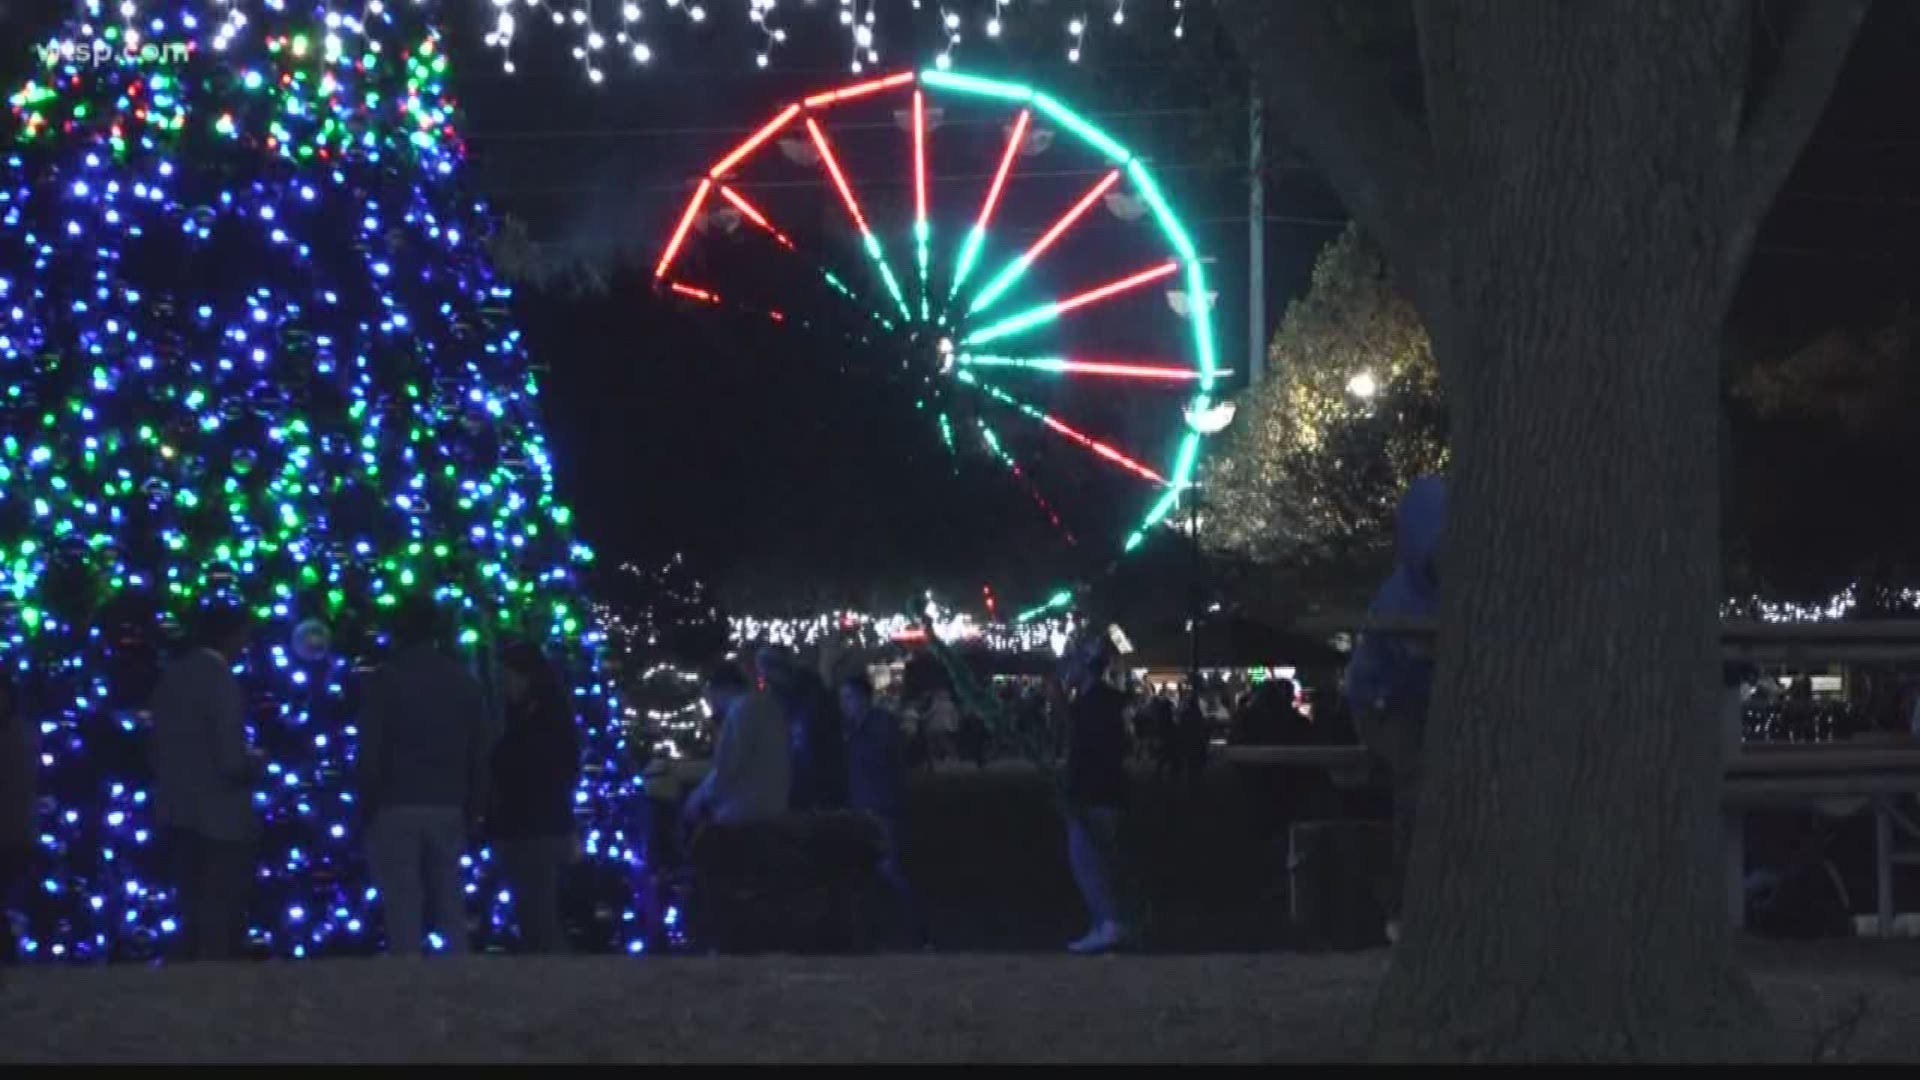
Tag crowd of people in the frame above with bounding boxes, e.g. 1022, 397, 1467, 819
0, 595, 583, 964
0, 478, 1448, 964
681, 640, 1158, 954
681, 645, 929, 948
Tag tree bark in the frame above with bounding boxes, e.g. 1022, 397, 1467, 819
1382, 9, 1748, 1059
1225, 0, 1864, 1061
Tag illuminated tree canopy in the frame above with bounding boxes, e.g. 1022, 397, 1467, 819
1201, 225, 1444, 574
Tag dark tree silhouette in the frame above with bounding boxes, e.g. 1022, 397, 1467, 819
1223, 0, 1867, 1060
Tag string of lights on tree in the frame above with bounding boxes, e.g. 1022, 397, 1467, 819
8, 0, 645, 960
480, 0, 1192, 83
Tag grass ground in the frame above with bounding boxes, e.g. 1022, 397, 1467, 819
898, 758, 1315, 952
6, 946, 1920, 1062
5, 759, 1919, 1061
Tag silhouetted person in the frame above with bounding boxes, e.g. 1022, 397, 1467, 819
1138, 692, 1171, 775
758, 646, 847, 812
1064, 646, 1130, 954
490, 640, 580, 954
958, 709, 990, 769
1787, 673, 1814, 704
1345, 474, 1445, 945
1232, 679, 1305, 746
152, 603, 258, 961
1177, 685, 1209, 789
359, 595, 490, 956
685, 662, 790, 827
840, 674, 928, 947
0, 674, 30, 964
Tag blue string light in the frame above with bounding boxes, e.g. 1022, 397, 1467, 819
8, 1, 646, 960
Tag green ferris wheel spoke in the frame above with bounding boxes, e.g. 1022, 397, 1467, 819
963, 260, 1180, 348
953, 371, 1167, 487
821, 268, 895, 331
807, 115, 913, 323
949, 106, 1031, 303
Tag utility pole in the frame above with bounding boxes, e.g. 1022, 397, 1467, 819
1189, 488, 1202, 680
1248, 93, 1265, 388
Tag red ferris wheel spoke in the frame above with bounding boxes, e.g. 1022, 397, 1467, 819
803, 70, 915, 108
912, 88, 931, 321
714, 183, 893, 327
716, 185, 796, 250
963, 259, 1179, 348
977, 416, 1077, 545
807, 116, 912, 322
956, 353, 1207, 383
967, 168, 1123, 315
664, 280, 791, 326
653, 177, 712, 280
951, 108, 1030, 302
668, 281, 721, 303
710, 102, 802, 181
955, 371, 1169, 487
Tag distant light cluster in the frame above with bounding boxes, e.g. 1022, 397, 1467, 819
730, 603, 1078, 655
1724, 583, 1920, 624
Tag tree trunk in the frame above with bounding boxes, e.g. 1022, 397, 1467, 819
1369, 6, 1767, 1060
1223, 0, 1864, 1059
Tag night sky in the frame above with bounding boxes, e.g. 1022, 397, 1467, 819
5, 2, 1920, 612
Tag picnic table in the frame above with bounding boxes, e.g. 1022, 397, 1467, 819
1222, 738, 1920, 934
1258, 615, 1920, 935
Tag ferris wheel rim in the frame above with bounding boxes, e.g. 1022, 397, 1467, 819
652, 66, 1223, 621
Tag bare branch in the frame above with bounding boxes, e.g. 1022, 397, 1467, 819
1219, 0, 1435, 271
1729, 0, 1868, 232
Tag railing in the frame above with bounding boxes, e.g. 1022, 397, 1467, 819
1292, 614, 1920, 664
1283, 613, 1920, 931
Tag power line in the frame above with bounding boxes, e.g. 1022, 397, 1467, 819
463, 106, 1218, 142
504, 211, 1347, 248
479, 160, 1316, 198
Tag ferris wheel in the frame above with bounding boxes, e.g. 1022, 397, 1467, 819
653, 68, 1222, 620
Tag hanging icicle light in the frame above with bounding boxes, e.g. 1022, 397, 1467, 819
70, 0, 1184, 85
465, 0, 1184, 84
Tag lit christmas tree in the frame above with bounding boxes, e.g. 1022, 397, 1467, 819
5, 1, 641, 960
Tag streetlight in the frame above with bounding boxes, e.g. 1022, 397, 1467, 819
1346, 370, 1378, 399
1182, 400, 1238, 679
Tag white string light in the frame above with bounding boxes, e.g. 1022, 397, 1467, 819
729, 606, 1080, 654
60, 0, 1194, 86
1725, 583, 1920, 624
464, 0, 1179, 85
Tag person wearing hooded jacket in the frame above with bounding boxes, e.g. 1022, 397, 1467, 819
1343, 474, 1444, 944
